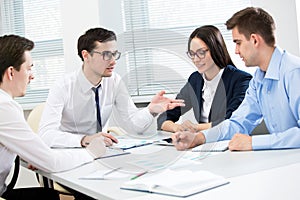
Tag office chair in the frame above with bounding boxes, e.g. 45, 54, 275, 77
1, 156, 20, 200
26, 103, 73, 196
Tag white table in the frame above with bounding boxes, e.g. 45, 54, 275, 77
37, 145, 300, 200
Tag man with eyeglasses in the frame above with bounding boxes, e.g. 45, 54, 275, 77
38, 27, 184, 150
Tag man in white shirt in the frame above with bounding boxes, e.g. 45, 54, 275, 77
38, 27, 184, 148
0, 35, 105, 199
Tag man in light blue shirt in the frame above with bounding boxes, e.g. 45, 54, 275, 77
172, 7, 300, 151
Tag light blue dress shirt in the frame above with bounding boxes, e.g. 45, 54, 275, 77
203, 47, 300, 150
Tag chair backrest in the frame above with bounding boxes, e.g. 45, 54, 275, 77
27, 103, 46, 133
2, 104, 45, 196
5, 156, 20, 193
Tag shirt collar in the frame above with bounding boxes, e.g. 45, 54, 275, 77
257, 47, 285, 82
201, 68, 224, 91
201, 68, 224, 83
0, 88, 12, 99
77, 68, 96, 93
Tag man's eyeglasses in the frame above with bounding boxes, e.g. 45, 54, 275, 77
186, 48, 209, 60
92, 50, 121, 61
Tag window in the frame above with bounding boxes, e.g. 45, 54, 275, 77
0, 0, 252, 108
120, 0, 251, 101
0, 0, 64, 109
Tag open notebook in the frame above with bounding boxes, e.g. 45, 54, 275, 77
121, 169, 229, 197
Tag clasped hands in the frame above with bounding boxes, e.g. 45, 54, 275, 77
172, 131, 253, 151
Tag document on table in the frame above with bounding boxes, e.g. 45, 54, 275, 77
121, 168, 229, 197
192, 140, 230, 152
95, 147, 130, 159
152, 137, 174, 146
79, 168, 130, 180
112, 138, 155, 150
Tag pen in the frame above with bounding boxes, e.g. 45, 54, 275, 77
78, 167, 122, 180
130, 171, 148, 180
103, 167, 121, 177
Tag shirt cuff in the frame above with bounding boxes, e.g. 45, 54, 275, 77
252, 134, 271, 150
144, 107, 155, 119
69, 134, 86, 147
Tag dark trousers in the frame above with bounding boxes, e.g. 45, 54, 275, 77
2, 187, 59, 200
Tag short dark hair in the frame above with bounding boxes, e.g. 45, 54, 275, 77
77, 27, 117, 61
225, 7, 275, 46
0, 35, 34, 83
188, 25, 235, 69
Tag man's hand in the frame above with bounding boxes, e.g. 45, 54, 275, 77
148, 90, 185, 115
81, 132, 118, 147
229, 133, 252, 151
28, 164, 37, 171
172, 131, 206, 151
86, 137, 107, 159
174, 120, 212, 133
101, 132, 118, 146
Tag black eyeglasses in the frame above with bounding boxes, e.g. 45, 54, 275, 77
186, 48, 209, 60
92, 50, 121, 61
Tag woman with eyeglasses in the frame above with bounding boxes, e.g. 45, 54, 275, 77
157, 25, 252, 133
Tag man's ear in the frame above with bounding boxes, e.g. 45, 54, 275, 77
250, 33, 261, 46
7, 66, 14, 80
82, 50, 89, 60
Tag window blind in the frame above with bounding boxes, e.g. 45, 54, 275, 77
121, 0, 251, 99
0, 0, 64, 109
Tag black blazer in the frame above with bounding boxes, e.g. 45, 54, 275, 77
157, 65, 252, 129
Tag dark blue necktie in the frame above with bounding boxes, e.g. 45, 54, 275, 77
92, 86, 102, 132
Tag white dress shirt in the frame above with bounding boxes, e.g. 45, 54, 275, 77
39, 68, 154, 147
200, 69, 224, 122
0, 89, 94, 196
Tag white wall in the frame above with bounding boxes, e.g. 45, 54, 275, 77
251, 0, 299, 56
61, 0, 101, 72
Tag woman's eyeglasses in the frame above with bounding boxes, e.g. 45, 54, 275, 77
186, 48, 209, 60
